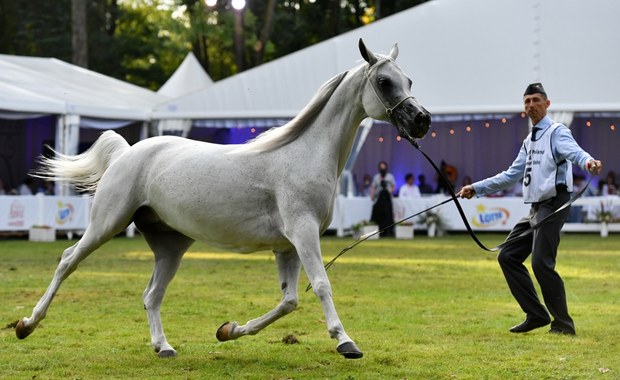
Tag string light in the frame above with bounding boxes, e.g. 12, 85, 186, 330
449, 128, 455, 135
250, 127, 256, 133
501, 118, 507, 124
396, 136, 402, 141
586, 120, 591, 127
521, 112, 526, 118
485, 122, 490, 128
611, 124, 616, 131
431, 131, 437, 138
466, 125, 472, 132
378, 136, 384, 142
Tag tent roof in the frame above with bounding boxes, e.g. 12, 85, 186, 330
157, 52, 213, 98
153, 0, 620, 120
0, 55, 168, 120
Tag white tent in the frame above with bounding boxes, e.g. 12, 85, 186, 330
0, 55, 168, 194
0, 55, 166, 120
153, 0, 620, 120
152, 0, 620, 196
158, 52, 213, 98
156, 52, 213, 136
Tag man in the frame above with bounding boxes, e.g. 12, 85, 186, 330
417, 174, 434, 194
398, 173, 421, 198
457, 83, 602, 335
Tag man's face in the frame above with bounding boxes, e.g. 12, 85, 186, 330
523, 93, 550, 125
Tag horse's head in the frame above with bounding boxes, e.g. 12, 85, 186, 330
359, 39, 431, 145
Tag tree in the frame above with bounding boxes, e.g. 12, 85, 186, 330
0, 0, 428, 88
72, 0, 88, 67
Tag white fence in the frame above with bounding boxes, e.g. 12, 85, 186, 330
1, 194, 619, 237
329, 194, 620, 236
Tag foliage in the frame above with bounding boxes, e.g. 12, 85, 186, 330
1, 234, 619, 378
418, 210, 443, 227
0, 0, 428, 89
351, 219, 377, 232
597, 199, 615, 223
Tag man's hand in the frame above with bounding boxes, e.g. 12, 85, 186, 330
457, 185, 475, 199
587, 159, 603, 175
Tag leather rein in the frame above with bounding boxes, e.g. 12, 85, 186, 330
306, 141, 592, 292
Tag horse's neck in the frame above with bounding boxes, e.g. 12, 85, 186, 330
297, 71, 366, 175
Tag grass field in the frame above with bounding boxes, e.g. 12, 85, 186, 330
1, 233, 619, 379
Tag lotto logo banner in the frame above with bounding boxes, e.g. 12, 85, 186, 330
471, 204, 510, 228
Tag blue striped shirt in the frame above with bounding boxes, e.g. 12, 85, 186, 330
472, 115, 593, 197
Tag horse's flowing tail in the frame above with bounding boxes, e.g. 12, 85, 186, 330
34, 130, 130, 193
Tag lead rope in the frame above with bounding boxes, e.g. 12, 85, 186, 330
306, 142, 592, 292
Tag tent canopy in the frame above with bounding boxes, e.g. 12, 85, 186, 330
158, 52, 213, 98
153, 0, 620, 121
0, 54, 167, 120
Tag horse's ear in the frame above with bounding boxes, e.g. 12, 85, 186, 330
389, 43, 399, 60
359, 38, 377, 65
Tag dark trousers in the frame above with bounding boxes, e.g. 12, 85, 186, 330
497, 189, 575, 333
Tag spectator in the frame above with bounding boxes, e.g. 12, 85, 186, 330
371, 179, 395, 237
18, 177, 34, 195
568, 174, 595, 222
598, 170, 618, 195
369, 161, 395, 201
37, 180, 55, 195
417, 174, 434, 194
461, 176, 472, 187
435, 160, 458, 194
358, 174, 372, 197
398, 173, 421, 198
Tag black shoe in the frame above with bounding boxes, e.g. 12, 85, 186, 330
509, 317, 550, 333
548, 328, 576, 336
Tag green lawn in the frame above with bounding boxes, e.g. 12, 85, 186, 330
1, 233, 618, 379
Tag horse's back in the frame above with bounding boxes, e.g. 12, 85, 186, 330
93, 135, 291, 252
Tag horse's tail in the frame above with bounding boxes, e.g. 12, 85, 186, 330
33, 130, 130, 193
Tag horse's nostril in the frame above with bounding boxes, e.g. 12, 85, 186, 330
414, 113, 429, 127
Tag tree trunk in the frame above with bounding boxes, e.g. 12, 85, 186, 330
255, 0, 276, 64
233, 8, 245, 72
71, 0, 88, 68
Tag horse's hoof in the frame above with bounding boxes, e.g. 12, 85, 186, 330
216, 321, 237, 341
15, 318, 34, 340
158, 349, 177, 358
337, 341, 364, 359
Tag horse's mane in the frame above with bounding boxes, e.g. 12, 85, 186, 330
231, 70, 349, 153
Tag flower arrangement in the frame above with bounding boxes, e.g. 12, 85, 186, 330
352, 220, 377, 232
596, 200, 614, 223
418, 211, 443, 227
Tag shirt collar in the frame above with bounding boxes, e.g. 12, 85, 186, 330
533, 115, 553, 130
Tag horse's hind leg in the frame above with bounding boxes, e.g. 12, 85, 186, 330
138, 222, 194, 358
216, 250, 302, 341
16, 228, 117, 339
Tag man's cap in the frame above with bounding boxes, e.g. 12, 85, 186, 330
524, 82, 547, 97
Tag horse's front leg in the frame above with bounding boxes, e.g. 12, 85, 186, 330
293, 226, 363, 359
216, 249, 301, 341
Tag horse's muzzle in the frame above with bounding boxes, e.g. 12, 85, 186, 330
413, 110, 431, 137
390, 101, 431, 141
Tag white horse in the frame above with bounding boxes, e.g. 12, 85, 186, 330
16, 39, 431, 359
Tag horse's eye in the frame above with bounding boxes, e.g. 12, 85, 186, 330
377, 77, 390, 88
